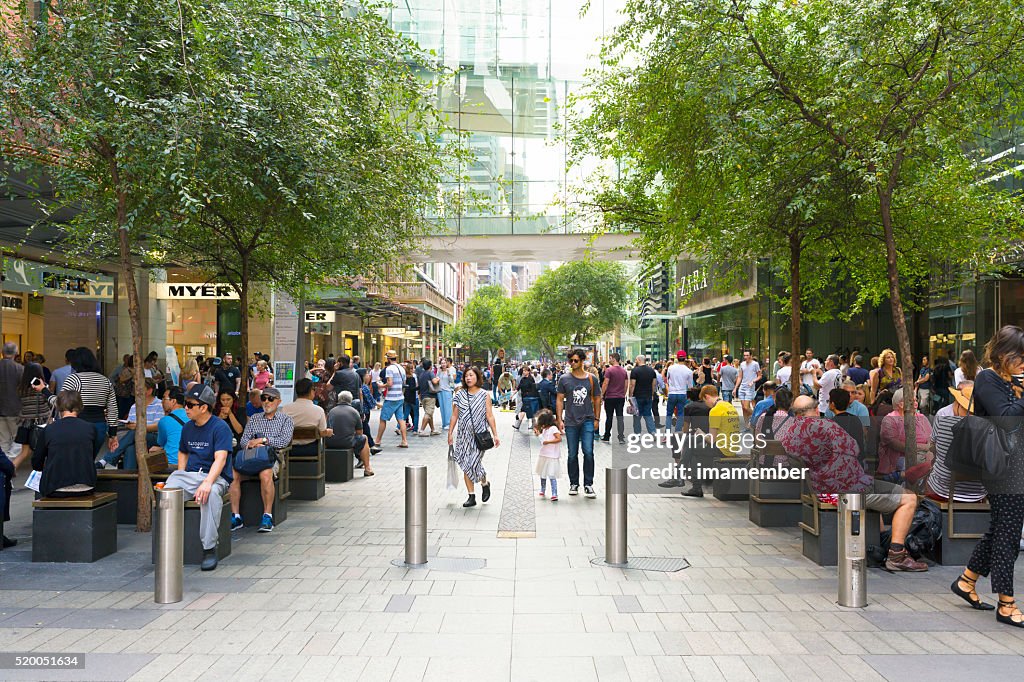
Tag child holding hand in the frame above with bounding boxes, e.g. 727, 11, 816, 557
534, 409, 562, 501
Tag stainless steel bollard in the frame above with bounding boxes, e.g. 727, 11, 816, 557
405, 465, 427, 566
837, 493, 867, 607
605, 468, 628, 565
154, 487, 184, 604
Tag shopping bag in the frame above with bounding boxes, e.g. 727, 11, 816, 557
446, 446, 459, 492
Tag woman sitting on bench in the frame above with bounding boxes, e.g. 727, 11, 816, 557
31, 390, 98, 498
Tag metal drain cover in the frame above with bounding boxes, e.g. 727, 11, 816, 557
391, 557, 487, 571
590, 556, 690, 572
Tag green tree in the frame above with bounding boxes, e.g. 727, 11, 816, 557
445, 285, 520, 358
2, 0, 210, 530
157, 0, 458, 386
519, 260, 631, 352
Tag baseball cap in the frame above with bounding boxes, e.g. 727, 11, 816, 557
260, 387, 282, 400
185, 384, 217, 408
676, 350, 687, 359
210, 357, 222, 366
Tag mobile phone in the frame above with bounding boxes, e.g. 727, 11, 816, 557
31, 377, 44, 387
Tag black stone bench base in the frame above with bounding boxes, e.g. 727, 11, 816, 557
95, 472, 170, 525
711, 458, 750, 501
290, 455, 326, 501
240, 476, 287, 527
935, 505, 990, 566
32, 494, 118, 563
749, 479, 804, 527
801, 503, 881, 566
325, 448, 354, 483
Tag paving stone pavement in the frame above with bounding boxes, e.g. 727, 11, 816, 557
2, 408, 1024, 681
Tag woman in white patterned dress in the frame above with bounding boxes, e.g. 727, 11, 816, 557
448, 366, 500, 508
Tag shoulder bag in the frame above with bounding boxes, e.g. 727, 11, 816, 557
465, 390, 494, 451
947, 372, 1011, 481
233, 417, 286, 476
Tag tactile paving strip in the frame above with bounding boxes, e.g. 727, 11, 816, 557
496, 429, 537, 538
590, 556, 691, 572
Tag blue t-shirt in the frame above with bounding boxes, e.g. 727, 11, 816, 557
157, 408, 188, 466
179, 416, 234, 482
245, 401, 263, 417
846, 366, 870, 386
751, 396, 774, 425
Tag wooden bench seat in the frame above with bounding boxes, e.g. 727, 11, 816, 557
32, 492, 118, 562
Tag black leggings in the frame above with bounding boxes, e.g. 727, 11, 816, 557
968, 494, 1024, 596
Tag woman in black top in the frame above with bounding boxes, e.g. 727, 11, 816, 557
403, 362, 419, 434
215, 389, 247, 446
951, 326, 1024, 627
514, 366, 540, 430
680, 387, 712, 497
39, 347, 118, 456
32, 390, 98, 498
931, 355, 955, 410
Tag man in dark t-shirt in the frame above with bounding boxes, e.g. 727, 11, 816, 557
165, 384, 233, 570
556, 348, 602, 497
680, 387, 712, 497
628, 356, 658, 435
828, 388, 865, 469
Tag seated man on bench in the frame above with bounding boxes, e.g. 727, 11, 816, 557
779, 395, 927, 573
98, 378, 162, 470
166, 384, 233, 571
326, 391, 374, 476
230, 387, 293, 533
282, 379, 332, 456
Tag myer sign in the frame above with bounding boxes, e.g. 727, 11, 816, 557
304, 311, 335, 323
156, 283, 239, 300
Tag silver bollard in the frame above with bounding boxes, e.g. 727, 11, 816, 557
405, 465, 427, 566
154, 487, 184, 604
605, 468, 628, 566
837, 493, 867, 607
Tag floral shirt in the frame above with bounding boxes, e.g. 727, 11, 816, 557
776, 416, 872, 496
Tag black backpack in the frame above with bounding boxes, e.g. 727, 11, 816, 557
873, 498, 942, 561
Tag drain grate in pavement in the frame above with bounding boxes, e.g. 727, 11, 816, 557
497, 430, 537, 539
590, 556, 690, 572
390, 557, 487, 571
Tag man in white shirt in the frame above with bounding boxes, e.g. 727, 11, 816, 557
375, 351, 408, 449
814, 355, 844, 416
665, 351, 694, 432
799, 348, 821, 395
737, 350, 762, 421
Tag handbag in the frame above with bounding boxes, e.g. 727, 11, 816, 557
446, 445, 459, 491
465, 390, 494, 451
947, 375, 1011, 480
234, 445, 277, 476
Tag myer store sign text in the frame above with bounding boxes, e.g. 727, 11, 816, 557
304, 311, 335, 323
156, 283, 239, 300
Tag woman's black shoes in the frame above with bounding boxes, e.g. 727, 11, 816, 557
950, 575, 995, 610
1, 536, 16, 549
998, 598, 1024, 627
463, 494, 477, 508
481, 483, 491, 503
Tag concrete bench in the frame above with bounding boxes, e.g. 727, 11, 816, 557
288, 427, 326, 501
934, 498, 990, 566
95, 470, 171, 524
799, 493, 881, 566
239, 447, 290, 527
748, 441, 803, 527
711, 456, 750, 501
32, 492, 118, 563
324, 447, 354, 483
151, 493, 231, 565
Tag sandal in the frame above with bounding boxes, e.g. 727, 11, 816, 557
951, 573, 995, 611
997, 598, 1024, 628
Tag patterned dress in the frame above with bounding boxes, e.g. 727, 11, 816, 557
452, 388, 490, 483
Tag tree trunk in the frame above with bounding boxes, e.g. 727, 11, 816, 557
116, 190, 153, 532
788, 232, 802, 395
878, 188, 918, 469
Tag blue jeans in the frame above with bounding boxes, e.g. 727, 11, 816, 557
632, 398, 656, 435
666, 394, 688, 432
521, 397, 539, 419
564, 419, 595, 487
106, 431, 159, 468
721, 389, 734, 404
404, 397, 419, 432
438, 390, 453, 428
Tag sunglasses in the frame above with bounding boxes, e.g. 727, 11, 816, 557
184, 401, 201, 409
569, 357, 581, 363
261, 395, 278, 402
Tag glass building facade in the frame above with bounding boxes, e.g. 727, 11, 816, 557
389, 1, 623, 236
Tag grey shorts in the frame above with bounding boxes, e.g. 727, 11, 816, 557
865, 479, 907, 514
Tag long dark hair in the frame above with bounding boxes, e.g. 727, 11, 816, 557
984, 325, 1024, 384
18, 362, 45, 397
959, 348, 979, 381
71, 347, 101, 374
761, 387, 793, 426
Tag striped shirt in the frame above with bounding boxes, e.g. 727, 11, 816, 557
239, 411, 294, 450
127, 397, 165, 430
926, 404, 988, 502
50, 371, 118, 434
